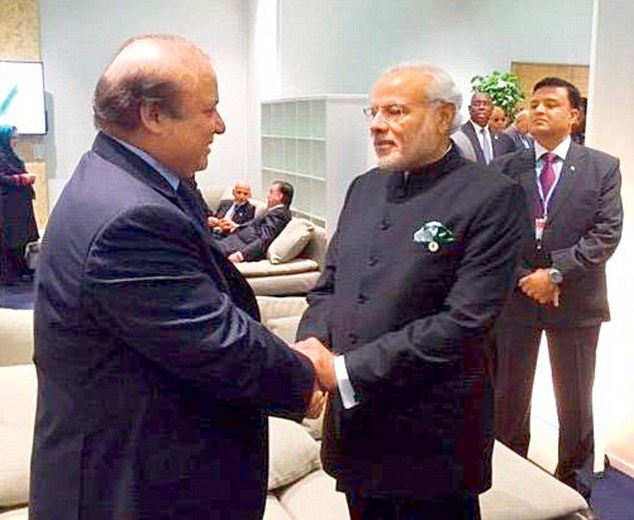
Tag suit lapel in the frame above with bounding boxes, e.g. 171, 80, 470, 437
546, 142, 585, 223
463, 123, 486, 165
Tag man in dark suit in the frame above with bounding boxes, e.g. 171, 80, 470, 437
292, 64, 525, 519
216, 180, 292, 262
452, 92, 515, 165
492, 77, 623, 500
503, 109, 534, 152
208, 181, 256, 234
30, 35, 321, 520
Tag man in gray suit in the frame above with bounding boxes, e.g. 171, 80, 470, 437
492, 77, 623, 501
452, 92, 514, 165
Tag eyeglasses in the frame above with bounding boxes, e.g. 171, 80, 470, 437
362, 101, 442, 124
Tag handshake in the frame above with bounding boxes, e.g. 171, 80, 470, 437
290, 337, 336, 420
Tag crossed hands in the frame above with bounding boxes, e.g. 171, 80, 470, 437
291, 337, 337, 419
519, 268, 560, 307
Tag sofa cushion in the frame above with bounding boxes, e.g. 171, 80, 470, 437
0, 365, 37, 508
267, 218, 315, 264
256, 296, 308, 327
0, 310, 34, 367
267, 316, 302, 345
277, 469, 349, 520
0, 507, 28, 519
268, 417, 320, 491
480, 442, 589, 519
236, 258, 319, 278
263, 495, 292, 520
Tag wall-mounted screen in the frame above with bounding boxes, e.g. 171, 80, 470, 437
0, 60, 47, 135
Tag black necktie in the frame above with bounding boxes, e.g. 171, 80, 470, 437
176, 182, 207, 229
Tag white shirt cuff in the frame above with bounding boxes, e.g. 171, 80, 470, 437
334, 355, 359, 409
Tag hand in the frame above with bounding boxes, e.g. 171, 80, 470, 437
207, 216, 219, 229
292, 337, 337, 391
24, 173, 36, 185
227, 251, 244, 263
218, 219, 238, 233
305, 386, 327, 419
518, 269, 558, 306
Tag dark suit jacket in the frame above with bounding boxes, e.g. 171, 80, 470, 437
215, 198, 256, 225
296, 147, 525, 499
30, 132, 314, 520
217, 205, 291, 261
457, 121, 515, 165
503, 126, 534, 152
491, 142, 623, 328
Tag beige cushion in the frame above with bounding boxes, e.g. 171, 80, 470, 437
267, 219, 315, 264
267, 316, 302, 345
0, 365, 37, 508
237, 258, 319, 278
0, 310, 34, 367
277, 469, 349, 520
268, 417, 320, 491
263, 495, 292, 520
257, 296, 308, 327
0, 507, 28, 519
480, 441, 589, 519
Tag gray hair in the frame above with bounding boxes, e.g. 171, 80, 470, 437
382, 62, 463, 132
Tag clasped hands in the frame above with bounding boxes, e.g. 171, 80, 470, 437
518, 268, 560, 307
207, 216, 238, 233
16, 173, 36, 186
291, 337, 336, 419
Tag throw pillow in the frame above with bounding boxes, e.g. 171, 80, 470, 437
268, 417, 320, 491
267, 218, 314, 264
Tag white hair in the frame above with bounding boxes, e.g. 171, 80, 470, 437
381, 62, 463, 132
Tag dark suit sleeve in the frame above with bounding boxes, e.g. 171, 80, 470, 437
240, 208, 290, 261
82, 204, 314, 414
343, 182, 526, 401
550, 157, 623, 280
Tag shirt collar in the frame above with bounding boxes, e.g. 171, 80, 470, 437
109, 135, 181, 191
470, 120, 488, 133
534, 135, 572, 163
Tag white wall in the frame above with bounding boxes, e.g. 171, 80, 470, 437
278, 0, 593, 102
585, 0, 634, 477
39, 0, 250, 206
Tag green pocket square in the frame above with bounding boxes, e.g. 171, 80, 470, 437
413, 221, 454, 252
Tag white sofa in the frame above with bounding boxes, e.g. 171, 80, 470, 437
201, 186, 328, 296
0, 306, 591, 519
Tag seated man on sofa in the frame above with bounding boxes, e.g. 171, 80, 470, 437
207, 181, 256, 234
216, 180, 293, 263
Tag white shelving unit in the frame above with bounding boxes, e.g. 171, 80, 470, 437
261, 95, 368, 235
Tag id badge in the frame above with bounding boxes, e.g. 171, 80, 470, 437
535, 217, 546, 242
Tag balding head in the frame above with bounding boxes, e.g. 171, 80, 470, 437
92, 35, 226, 179
93, 35, 212, 134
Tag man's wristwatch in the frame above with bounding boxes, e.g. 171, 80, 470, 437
548, 267, 563, 284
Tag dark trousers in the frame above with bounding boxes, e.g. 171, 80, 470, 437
494, 322, 600, 499
345, 492, 481, 520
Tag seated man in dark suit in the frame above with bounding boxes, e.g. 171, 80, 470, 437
208, 181, 255, 234
216, 180, 293, 263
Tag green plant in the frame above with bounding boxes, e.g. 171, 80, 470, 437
470, 71, 525, 121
